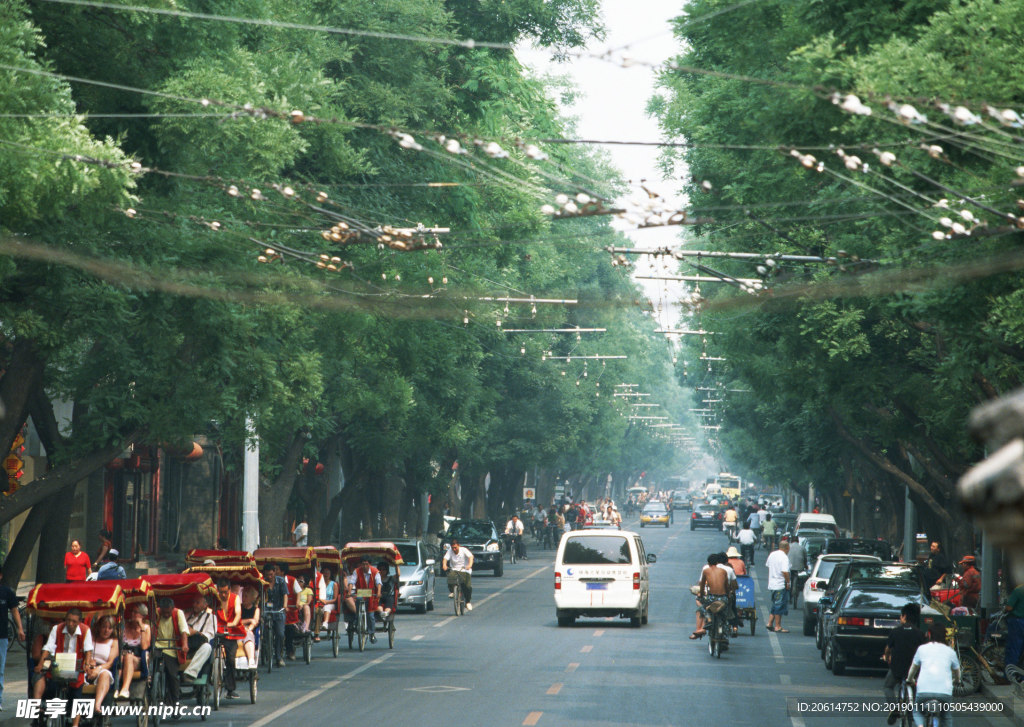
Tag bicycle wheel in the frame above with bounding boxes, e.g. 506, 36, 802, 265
980, 642, 1005, 676
332, 624, 340, 658
453, 583, 464, 616
152, 667, 165, 727
212, 650, 222, 711
249, 669, 257, 704
357, 603, 367, 652
264, 624, 274, 674
955, 652, 980, 695
303, 633, 311, 664
510, 541, 517, 565
388, 618, 395, 649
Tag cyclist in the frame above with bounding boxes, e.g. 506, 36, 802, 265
347, 556, 382, 643
723, 505, 738, 541
504, 515, 526, 560
442, 538, 474, 612
691, 554, 729, 640
906, 623, 961, 727
883, 603, 926, 725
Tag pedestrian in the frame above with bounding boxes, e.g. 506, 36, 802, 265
787, 538, 806, 607
883, 602, 926, 725
955, 556, 980, 609
922, 541, 952, 589
1004, 581, 1024, 675
762, 513, 777, 551
63, 540, 91, 582
93, 529, 113, 569
0, 563, 25, 711
292, 515, 308, 547
906, 623, 961, 727
94, 549, 126, 580
264, 563, 288, 667
746, 506, 762, 544
765, 540, 791, 633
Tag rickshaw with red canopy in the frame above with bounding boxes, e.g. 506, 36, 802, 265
252, 547, 316, 664
142, 574, 217, 721
26, 582, 125, 727
341, 542, 403, 652
311, 546, 343, 657
183, 551, 256, 569
117, 579, 156, 727
182, 565, 266, 704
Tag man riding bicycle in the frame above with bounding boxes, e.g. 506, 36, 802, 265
906, 623, 962, 727
346, 557, 382, 643
443, 539, 474, 612
504, 515, 526, 561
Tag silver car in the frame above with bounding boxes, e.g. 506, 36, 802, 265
393, 539, 438, 613
801, 553, 881, 635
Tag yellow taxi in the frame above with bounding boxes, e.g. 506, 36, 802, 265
639, 502, 670, 528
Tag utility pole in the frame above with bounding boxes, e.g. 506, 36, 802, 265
242, 417, 260, 552
903, 485, 915, 563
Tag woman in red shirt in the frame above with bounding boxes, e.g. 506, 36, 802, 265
64, 540, 91, 582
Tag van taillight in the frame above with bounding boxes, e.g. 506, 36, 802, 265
555, 572, 561, 590
691, 512, 698, 519
633, 572, 640, 590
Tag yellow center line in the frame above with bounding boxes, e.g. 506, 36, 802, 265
566, 662, 579, 672
523, 711, 543, 726
580, 644, 593, 653
546, 683, 563, 695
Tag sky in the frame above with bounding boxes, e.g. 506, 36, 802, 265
517, 1, 690, 331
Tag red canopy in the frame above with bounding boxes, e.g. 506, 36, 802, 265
312, 545, 343, 569
341, 542, 404, 567
143, 573, 216, 610
183, 565, 267, 588
27, 583, 125, 620
253, 547, 316, 571
119, 578, 156, 608
184, 549, 256, 569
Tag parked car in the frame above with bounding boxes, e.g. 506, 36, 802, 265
772, 512, 798, 539
820, 581, 944, 675
640, 502, 670, 528
801, 554, 882, 635
391, 538, 439, 613
825, 538, 893, 561
554, 529, 656, 626
815, 561, 925, 652
440, 519, 504, 577
689, 503, 722, 531
795, 512, 840, 538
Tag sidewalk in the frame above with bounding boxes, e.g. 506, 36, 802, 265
982, 679, 1024, 727
0, 656, 29, 726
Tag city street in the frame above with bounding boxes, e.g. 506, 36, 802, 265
132, 519, 1015, 727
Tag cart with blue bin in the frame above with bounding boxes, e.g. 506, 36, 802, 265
735, 574, 757, 635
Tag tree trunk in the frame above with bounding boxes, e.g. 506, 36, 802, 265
0, 340, 44, 454
257, 430, 305, 546
36, 481, 77, 583
2, 502, 48, 588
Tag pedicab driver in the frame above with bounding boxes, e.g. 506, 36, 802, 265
33, 608, 93, 712
442, 539, 474, 612
346, 557, 382, 643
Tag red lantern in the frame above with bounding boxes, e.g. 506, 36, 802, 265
314, 463, 325, 475
184, 442, 203, 461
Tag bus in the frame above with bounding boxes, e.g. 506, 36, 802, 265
714, 473, 742, 501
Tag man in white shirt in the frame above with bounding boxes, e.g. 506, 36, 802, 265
505, 515, 526, 560
292, 516, 308, 547
737, 525, 757, 565
33, 609, 94, 702
443, 540, 474, 612
765, 540, 791, 633
907, 624, 961, 727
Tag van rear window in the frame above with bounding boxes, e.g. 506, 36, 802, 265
562, 536, 631, 565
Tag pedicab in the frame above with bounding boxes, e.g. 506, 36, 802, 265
735, 574, 757, 635
312, 546, 343, 658
182, 564, 266, 705
25, 582, 126, 727
118, 579, 157, 727
183, 550, 257, 569
143, 573, 217, 721
252, 547, 317, 665
340, 542, 403, 652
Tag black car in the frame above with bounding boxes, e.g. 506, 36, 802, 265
772, 512, 798, 539
819, 581, 943, 675
689, 503, 722, 530
826, 538, 893, 561
440, 519, 504, 577
815, 562, 925, 652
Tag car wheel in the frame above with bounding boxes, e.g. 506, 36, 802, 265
414, 603, 426, 614
690, 523, 695, 531
823, 637, 835, 670
494, 560, 503, 577
557, 614, 575, 627
426, 598, 434, 612
815, 620, 823, 652
803, 615, 815, 636
828, 639, 845, 675
629, 612, 641, 627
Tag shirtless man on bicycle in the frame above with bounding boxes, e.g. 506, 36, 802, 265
442, 539, 474, 612
691, 554, 730, 640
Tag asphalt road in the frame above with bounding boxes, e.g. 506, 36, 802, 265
172, 518, 1016, 727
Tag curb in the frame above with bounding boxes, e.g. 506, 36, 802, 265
981, 681, 1024, 727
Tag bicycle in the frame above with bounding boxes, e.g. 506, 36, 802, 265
7, 599, 26, 653
896, 679, 915, 727
346, 590, 372, 652
503, 534, 520, 565
449, 573, 466, 616
702, 597, 729, 658
977, 610, 1008, 678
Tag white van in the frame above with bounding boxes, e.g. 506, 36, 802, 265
795, 513, 840, 538
553, 529, 656, 627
